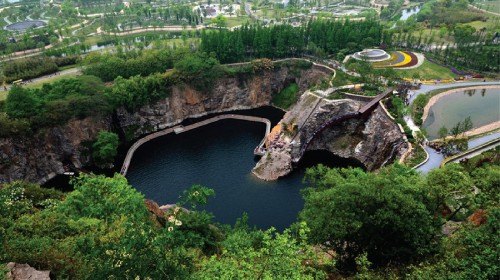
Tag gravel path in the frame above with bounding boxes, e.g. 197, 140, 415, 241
0, 67, 81, 92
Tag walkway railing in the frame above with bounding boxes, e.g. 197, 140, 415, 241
441, 138, 500, 166
120, 114, 271, 176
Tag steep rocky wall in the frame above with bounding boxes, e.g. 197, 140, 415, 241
115, 65, 329, 139
0, 117, 111, 184
0, 65, 329, 184
253, 92, 408, 180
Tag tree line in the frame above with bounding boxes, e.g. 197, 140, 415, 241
1, 56, 78, 83
200, 20, 384, 63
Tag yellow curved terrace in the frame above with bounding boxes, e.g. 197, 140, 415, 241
392, 51, 412, 67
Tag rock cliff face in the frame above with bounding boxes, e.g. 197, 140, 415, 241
0, 117, 111, 184
252, 92, 408, 180
0, 64, 329, 184
115, 65, 329, 139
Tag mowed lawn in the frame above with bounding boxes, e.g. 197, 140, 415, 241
396, 60, 457, 80
0, 91, 7, 101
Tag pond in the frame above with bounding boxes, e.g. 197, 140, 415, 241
126, 107, 362, 230
422, 87, 500, 140
400, 5, 421, 21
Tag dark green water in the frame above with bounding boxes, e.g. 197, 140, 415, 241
126, 107, 361, 230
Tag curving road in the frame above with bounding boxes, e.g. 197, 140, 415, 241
0, 67, 81, 92
408, 81, 500, 104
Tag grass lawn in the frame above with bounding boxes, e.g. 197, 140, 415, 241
0, 91, 7, 101
473, 1, 500, 13
226, 16, 252, 27
396, 60, 457, 80
404, 144, 427, 168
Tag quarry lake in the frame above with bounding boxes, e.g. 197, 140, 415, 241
126, 107, 359, 230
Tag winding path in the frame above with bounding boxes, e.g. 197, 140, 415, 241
408, 81, 500, 104
445, 136, 500, 165
0, 67, 81, 92
120, 114, 271, 176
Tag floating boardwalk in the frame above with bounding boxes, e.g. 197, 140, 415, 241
120, 114, 271, 176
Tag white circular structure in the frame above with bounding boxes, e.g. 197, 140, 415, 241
352, 49, 391, 62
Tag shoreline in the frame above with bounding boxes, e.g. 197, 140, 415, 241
423, 85, 500, 141
422, 85, 500, 125
120, 114, 271, 176
431, 123, 500, 142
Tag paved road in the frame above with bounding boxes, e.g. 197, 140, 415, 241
469, 131, 500, 149
416, 132, 500, 173
3, 15, 12, 25
450, 138, 500, 163
0, 67, 81, 92
408, 81, 500, 104
469, 4, 500, 16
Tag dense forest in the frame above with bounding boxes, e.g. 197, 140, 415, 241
1, 157, 498, 279
200, 20, 384, 63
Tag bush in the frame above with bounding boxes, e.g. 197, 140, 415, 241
4, 76, 109, 130
1, 57, 58, 83
411, 94, 430, 126
300, 165, 441, 271
272, 83, 299, 109
105, 73, 170, 111
92, 131, 119, 167
173, 52, 222, 91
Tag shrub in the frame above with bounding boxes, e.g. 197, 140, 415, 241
92, 131, 119, 167
272, 83, 299, 109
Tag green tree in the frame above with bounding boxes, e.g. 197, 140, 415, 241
194, 221, 325, 279
92, 131, 119, 167
426, 164, 476, 222
174, 53, 222, 90
300, 165, 441, 271
5, 86, 39, 119
438, 125, 448, 140
408, 208, 500, 280
211, 14, 227, 29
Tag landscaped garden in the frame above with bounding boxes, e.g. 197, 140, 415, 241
372, 51, 422, 69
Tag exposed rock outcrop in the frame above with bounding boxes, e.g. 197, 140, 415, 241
0, 63, 329, 184
253, 92, 408, 180
115, 64, 329, 139
0, 117, 111, 184
5, 262, 50, 280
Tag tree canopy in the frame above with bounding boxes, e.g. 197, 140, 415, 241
300, 164, 442, 271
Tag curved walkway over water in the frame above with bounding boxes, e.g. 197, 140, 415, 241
120, 114, 271, 176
